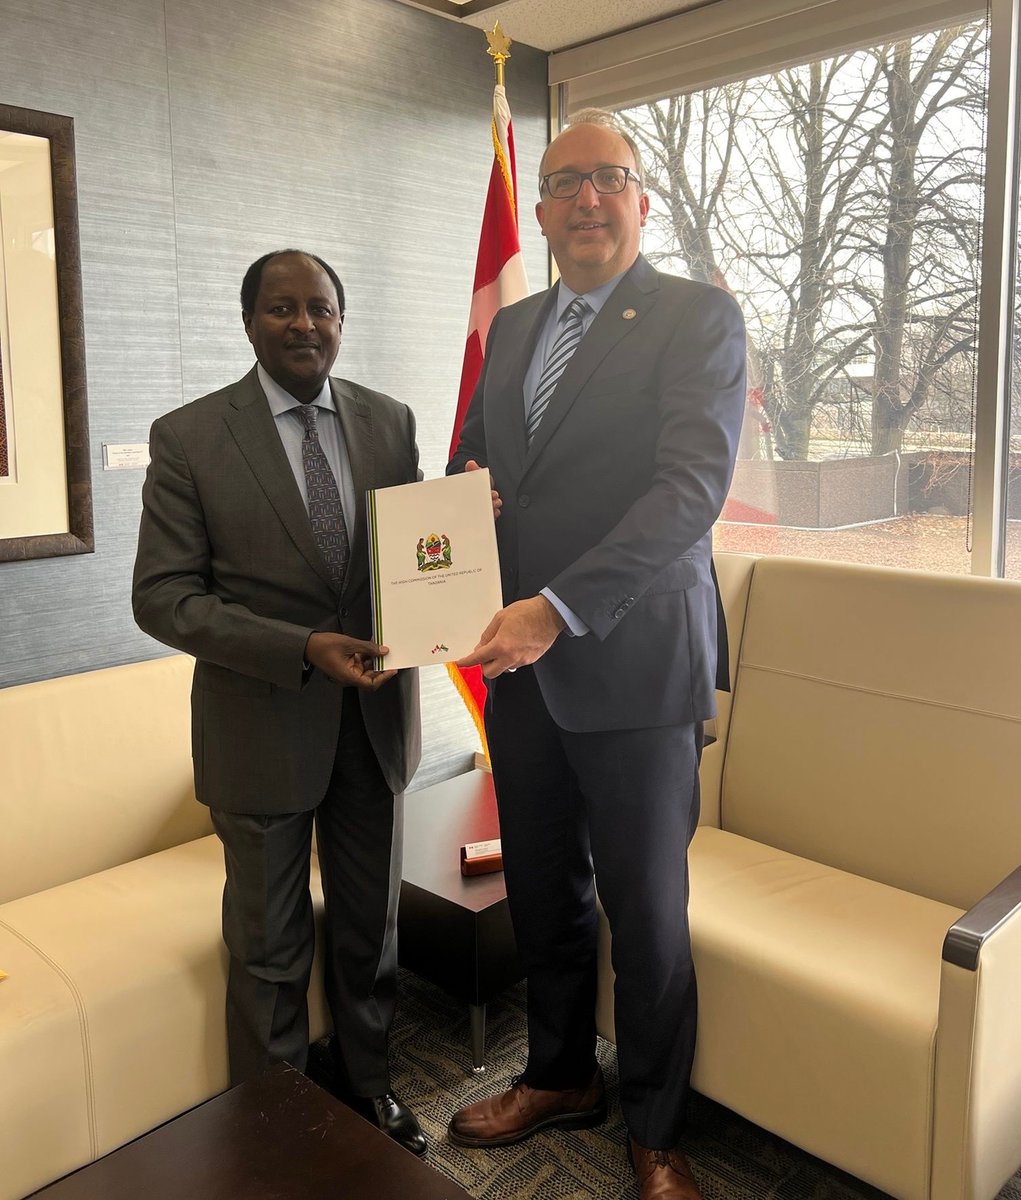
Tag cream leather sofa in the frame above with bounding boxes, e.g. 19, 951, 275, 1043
0, 655, 330, 1200
597, 553, 1021, 1200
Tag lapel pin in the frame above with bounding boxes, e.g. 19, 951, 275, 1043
622, 308, 637, 320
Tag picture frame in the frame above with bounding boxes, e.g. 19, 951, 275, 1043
0, 103, 92, 562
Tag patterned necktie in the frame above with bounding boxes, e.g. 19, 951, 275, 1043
294, 403, 350, 590
526, 296, 591, 445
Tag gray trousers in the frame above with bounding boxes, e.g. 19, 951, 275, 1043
211, 688, 402, 1094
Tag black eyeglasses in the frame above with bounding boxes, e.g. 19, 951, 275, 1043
539, 166, 638, 199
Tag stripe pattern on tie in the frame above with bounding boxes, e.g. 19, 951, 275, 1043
295, 403, 350, 590
526, 296, 590, 445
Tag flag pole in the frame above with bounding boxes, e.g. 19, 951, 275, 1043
485, 21, 511, 86
447, 23, 529, 768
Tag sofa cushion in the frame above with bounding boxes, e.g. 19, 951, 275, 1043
0, 655, 210, 904
0, 836, 329, 1198
688, 826, 962, 1200
0, 925, 93, 1200
722, 558, 1021, 909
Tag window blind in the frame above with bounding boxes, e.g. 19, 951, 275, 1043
550, 0, 986, 111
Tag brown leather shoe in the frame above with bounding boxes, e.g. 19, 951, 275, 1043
448, 1067, 606, 1147
629, 1137, 704, 1200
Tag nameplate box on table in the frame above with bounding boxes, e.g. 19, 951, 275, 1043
366, 468, 502, 670
460, 837, 504, 877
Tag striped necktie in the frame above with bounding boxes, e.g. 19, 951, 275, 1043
294, 403, 350, 590
526, 296, 590, 445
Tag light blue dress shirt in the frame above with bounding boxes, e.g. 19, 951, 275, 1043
527, 271, 629, 637
258, 363, 356, 533
522, 273, 626, 418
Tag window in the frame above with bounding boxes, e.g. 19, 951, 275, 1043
614, 22, 988, 571
552, 0, 1020, 577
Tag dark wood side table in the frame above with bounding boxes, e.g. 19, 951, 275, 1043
399, 768, 523, 1071
29, 1063, 472, 1200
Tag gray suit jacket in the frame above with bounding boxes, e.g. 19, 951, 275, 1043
133, 366, 421, 812
449, 255, 746, 732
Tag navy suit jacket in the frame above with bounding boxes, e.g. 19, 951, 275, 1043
449, 255, 746, 733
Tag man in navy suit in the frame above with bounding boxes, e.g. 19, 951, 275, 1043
446, 111, 746, 1199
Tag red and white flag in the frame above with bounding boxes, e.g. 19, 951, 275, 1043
711, 268, 778, 532
447, 82, 529, 759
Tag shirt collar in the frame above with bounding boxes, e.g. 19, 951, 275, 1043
555, 263, 633, 320
257, 363, 334, 417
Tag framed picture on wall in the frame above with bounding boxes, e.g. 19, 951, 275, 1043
0, 103, 92, 562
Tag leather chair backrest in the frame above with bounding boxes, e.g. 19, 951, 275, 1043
722, 557, 1021, 909
0, 654, 208, 904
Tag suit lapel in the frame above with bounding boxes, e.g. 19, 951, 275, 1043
333, 379, 373, 602
224, 367, 336, 592
489, 290, 557, 481
524, 258, 660, 467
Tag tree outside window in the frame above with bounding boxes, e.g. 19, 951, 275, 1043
616, 20, 989, 572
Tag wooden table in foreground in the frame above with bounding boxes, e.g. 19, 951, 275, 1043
29, 1063, 472, 1200
399, 768, 523, 1071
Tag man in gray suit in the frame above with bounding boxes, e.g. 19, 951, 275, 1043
446, 112, 746, 1198
132, 250, 425, 1155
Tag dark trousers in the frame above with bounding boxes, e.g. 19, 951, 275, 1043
487, 667, 701, 1149
211, 688, 401, 1094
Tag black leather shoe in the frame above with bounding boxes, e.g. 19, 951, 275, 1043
352, 1091, 427, 1157
304, 1041, 426, 1156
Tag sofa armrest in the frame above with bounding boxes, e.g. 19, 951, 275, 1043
942, 865, 1021, 970
933, 870, 1021, 1200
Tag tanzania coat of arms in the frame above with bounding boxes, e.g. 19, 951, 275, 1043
417, 532, 452, 572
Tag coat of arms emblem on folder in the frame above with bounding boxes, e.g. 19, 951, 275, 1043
416, 533, 452, 572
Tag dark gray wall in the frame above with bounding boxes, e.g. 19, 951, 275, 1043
0, 0, 549, 787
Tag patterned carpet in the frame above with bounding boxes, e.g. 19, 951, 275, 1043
373, 969, 1021, 1200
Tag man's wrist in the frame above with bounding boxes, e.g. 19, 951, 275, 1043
538, 594, 567, 634
539, 587, 587, 637
303, 630, 321, 672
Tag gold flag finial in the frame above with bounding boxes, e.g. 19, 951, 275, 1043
485, 22, 512, 88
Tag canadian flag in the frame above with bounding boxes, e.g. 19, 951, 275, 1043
447, 82, 529, 759
711, 268, 777, 529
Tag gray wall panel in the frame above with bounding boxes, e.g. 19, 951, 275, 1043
0, 0, 550, 788
0, 0, 183, 678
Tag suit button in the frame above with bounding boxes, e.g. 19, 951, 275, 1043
340, 607, 349, 618
518, 495, 530, 508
